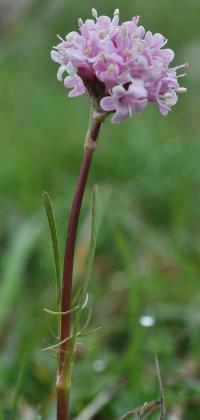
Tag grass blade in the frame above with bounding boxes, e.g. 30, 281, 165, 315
155, 355, 166, 419
0, 218, 42, 332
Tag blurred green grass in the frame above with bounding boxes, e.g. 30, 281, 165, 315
0, 0, 200, 418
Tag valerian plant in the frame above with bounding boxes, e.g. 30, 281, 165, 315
45, 8, 187, 420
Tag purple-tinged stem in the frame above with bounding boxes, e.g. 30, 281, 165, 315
56, 114, 102, 420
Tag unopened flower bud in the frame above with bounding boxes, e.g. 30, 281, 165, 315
176, 87, 187, 93
92, 8, 98, 19
78, 18, 83, 27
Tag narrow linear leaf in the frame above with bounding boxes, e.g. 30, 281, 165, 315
43, 192, 61, 308
79, 306, 93, 334
72, 285, 82, 306
82, 293, 89, 310
80, 184, 98, 306
76, 185, 98, 321
44, 312, 58, 340
68, 186, 99, 365
10, 354, 27, 420
42, 334, 73, 352
78, 326, 102, 338
44, 306, 79, 316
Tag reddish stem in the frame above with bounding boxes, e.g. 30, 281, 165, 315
56, 388, 68, 420
56, 117, 102, 420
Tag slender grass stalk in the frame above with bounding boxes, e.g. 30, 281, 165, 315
155, 355, 166, 419
56, 106, 104, 420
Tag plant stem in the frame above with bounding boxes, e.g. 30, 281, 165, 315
56, 110, 103, 420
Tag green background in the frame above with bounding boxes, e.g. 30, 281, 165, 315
0, 0, 200, 418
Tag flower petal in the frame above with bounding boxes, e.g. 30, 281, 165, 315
64, 75, 86, 97
100, 96, 118, 111
111, 102, 129, 123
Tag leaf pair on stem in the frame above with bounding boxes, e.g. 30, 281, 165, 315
42, 186, 99, 373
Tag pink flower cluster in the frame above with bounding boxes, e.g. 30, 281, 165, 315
51, 9, 187, 123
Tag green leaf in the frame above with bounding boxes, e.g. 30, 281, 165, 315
80, 184, 98, 305
72, 285, 82, 306
79, 306, 93, 334
68, 185, 99, 369
78, 326, 102, 338
43, 311, 58, 340
43, 192, 61, 309
10, 353, 27, 420
43, 306, 79, 316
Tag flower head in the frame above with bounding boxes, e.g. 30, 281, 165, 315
51, 9, 187, 123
